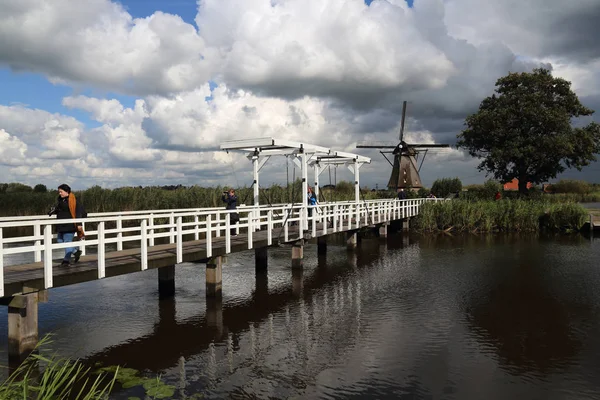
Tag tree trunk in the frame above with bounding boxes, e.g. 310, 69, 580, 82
518, 177, 529, 196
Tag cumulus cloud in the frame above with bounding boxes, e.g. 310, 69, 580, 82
1, 0, 599, 188
0, 0, 213, 95
0, 105, 86, 160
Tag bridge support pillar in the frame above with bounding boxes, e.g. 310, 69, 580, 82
7, 292, 39, 364
346, 232, 357, 250
206, 297, 224, 337
292, 240, 304, 269
206, 256, 223, 297
255, 247, 268, 272
402, 218, 410, 231
292, 268, 303, 297
317, 236, 327, 255
158, 265, 176, 298
378, 224, 388, 238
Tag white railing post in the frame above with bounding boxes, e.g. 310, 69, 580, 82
355, 204, 360, 229
284, 210, 289, 242
206, 214, 212, 258
0, 228, 4, 297
312, 207, 317, 237
80, 221, 87, 256
176, 216, 183, 264
98, 222, 105, 279
267, 210, 272, 246
299, 206, 304, 238
216, 211, 221, 238
149, 214, 155, 246
225, 213, 231, 253
141, 220, 148, 271
248, 211, 253, 249
333, 205, 338, 232
194, 215, 200, 241
33, 222, 41, 262
43, 225, 53, 289
169, 214, 175, 244
116, 218, 123, 251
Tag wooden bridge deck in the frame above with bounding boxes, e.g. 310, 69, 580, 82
2, 218, 383, 298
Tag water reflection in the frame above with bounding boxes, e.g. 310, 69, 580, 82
1, 232, 599, 399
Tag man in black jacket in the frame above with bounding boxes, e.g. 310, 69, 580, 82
49, 183, 85, 266
222, 188, 239, 236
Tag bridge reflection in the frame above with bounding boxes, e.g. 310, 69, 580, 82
83, 235, 407, 373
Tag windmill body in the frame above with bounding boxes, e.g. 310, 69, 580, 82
357, 101, 450, 190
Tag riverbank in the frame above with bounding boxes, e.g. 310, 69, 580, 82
413, 199, 590, 233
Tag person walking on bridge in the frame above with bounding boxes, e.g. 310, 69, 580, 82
222, 188, 239, 236
48, 183, 86, 266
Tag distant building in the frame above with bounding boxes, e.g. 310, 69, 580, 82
503, 178, 532, 191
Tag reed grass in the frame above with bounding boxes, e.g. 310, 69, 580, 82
413, 200, 589, 233
0, 182, 392, 217
0, 337, 117, 399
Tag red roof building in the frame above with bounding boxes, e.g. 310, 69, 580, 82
503, 178, 532, 191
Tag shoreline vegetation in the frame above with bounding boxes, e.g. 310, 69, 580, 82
0, 179, 597, 233
413, 200, 590, 233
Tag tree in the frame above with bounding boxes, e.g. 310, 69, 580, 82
457, 68, 600, 194
33, 184, 48, 193
431, 177, 462, 198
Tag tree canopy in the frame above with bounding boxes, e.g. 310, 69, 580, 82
457, 68, 600, 194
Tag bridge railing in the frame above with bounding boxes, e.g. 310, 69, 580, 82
0, 198, 441, 296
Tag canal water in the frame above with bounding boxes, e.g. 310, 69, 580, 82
1, 232, 600, 399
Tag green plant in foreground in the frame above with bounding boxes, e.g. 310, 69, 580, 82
0, 337, 117, 399
94, 365, 175, 399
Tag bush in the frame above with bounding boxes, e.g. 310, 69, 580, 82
550, 179, 592, 194
33, 184, 48, 193
431, 177, 462, 198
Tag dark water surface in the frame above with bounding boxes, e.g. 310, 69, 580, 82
1, 232, 600, 399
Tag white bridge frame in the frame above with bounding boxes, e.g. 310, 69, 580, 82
0, 198, 440, 297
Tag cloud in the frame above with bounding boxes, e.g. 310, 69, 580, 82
0, 129, 28, 166
0, 105, 86, 159
444, 0, 600, 62
1, 0, 599, 188
0, 0, 213, 95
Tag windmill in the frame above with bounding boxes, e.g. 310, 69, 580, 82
356, 101, 450, 190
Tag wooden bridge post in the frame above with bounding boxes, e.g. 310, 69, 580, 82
317, 236, 327, 255
402, 218, 410, 231
378, 224, 388, 238
255, 247, 268, 272
158, 265, 175, 298
292, 240, 304, 269
206, 296, 224, 337
206, 256, 223, 297
292, 268, 303, 297
7, 292, 39, 363
346, 232, 358, 250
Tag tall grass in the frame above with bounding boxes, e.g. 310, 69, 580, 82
0, 181, 393, 217
413, 200, 589, 233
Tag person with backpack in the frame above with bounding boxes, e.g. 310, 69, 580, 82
48, 183, 86, 266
